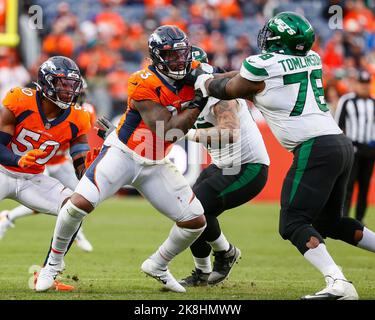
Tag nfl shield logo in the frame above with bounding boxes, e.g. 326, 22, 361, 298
45, 122, 51, 130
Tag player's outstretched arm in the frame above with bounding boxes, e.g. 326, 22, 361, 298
187, 99, 240, 144
206, 73, 265, 101
189, 67, 265, 101
134, 99, 201, 141
69, 134, 90, 179
0, 108, 48, 168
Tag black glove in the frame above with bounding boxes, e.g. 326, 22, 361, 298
184, 67, 210, 87
96, 116, 116, 139
186, 89, 208, 112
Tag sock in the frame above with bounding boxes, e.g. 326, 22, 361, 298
7, 206, 35, 222
208, 232, 230, 252
193, 256, 212, 273
357, 227, 375, 252
47, 200, 87, 266
304, 243, 346, 280
150, 223, 206, 268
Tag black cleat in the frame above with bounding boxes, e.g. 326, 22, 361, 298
208, 244, 241, 285
179, 268, 210, 287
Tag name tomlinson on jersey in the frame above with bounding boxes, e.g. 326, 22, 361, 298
278, 53, 322, 72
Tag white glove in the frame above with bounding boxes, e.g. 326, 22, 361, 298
194, 74, 214, 97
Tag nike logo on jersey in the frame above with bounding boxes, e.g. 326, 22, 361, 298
130, 81, 138, 86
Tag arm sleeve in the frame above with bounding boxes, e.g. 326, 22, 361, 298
0, 131, 20, 166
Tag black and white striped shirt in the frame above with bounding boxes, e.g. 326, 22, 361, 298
335, 93, 375, 144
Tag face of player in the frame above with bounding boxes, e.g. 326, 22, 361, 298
52, 77, 82, 105
160, 48, 191, 73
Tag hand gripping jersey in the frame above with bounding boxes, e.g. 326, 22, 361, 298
1, 87, 91, 174
240, 51, 342, 151
116, 62, 200, 161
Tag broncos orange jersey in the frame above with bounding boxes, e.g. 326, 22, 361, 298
47, 101, 96, 166
1, 87, 91, 174
117, 61, 200, 160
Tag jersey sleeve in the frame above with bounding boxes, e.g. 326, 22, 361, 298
75, 110, 91, 138
128, 72, 160, 104
1, 87, 26, 117
240, 54, 272, 82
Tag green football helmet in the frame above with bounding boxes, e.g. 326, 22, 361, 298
257, 11, 315, 56
191, 45, 208, 63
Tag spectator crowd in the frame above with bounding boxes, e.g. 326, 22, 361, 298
0, 0, 374, 118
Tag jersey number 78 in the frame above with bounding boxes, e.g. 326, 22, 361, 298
284, 69, 329, 116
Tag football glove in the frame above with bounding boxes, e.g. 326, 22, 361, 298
184, 67, 214, 96
18, 149, 48, 168
185, 89, 209, 112
96, 116, 116, 140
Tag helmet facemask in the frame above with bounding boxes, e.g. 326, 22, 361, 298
43, 74, 82, 110
153, 46, 192, 80
257, 24, 281, 53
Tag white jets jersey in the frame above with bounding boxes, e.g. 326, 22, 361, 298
192, 97, 270, 168
240, 50, 342, 151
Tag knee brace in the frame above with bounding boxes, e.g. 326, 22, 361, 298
280, 222, 324, 255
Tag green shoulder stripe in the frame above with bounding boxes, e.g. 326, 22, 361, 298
243, 60, 269, 77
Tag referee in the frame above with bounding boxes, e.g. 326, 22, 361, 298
335, 70, 375, 223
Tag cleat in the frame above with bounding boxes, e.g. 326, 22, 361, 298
301, 276, 359, 300
75, 228, 93, 252
35, 261, 65, 292
179, 268, 210, 287
208, 244, 241, 285
54, 280, 75, 292
0, 211, 14, 240
141, 258, 186, 293
33, 271, 74, 292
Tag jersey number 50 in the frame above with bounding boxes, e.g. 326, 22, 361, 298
284, 69, 329, 116
11, 128, 60, 165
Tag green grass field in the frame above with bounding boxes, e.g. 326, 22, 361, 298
0, 197, 374, 300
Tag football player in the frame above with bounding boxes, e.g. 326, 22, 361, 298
36, 25, 208, 293
0, 56, 93, 271
0, 97, 95, 252
179, 46, 270, 287
187, 12, 375, 300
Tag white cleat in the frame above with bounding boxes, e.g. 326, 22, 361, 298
75, 228, 93, 252
301, 276, 359, 300
35, 262, 64, 292
141, 258, 186, 293
0, 211, 14, 240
